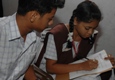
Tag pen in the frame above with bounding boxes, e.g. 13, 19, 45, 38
85, 57, 90, 60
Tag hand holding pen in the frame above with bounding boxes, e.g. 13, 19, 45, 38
81, 58, 98, 71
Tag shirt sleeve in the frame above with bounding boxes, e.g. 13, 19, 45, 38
44, 34, 57, 60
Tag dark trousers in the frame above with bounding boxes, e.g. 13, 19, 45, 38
100, 69, 115, 80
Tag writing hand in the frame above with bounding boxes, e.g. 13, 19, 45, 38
81, 59, 98, 70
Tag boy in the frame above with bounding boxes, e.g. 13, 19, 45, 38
0, 0, 65, 80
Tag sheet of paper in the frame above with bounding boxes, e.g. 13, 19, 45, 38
69, 50, 113, 79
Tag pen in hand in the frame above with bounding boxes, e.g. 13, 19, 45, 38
85, 58, 97, 62
85, 57, 90, 60
85, 57, 95, 61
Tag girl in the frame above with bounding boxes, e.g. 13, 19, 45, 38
39, 0, 115, 80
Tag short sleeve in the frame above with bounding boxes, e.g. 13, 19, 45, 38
44, 34, 57, 60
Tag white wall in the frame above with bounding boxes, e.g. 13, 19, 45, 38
2, 0, 115, 56
2, 0, 18, 16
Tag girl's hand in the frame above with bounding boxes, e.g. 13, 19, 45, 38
105, 54, 115, 66
81, 59, 98, 70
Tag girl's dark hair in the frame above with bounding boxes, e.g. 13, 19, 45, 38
17, 0, 65, 16
67, 0, 102, 48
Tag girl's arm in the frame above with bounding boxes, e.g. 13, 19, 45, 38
46, 58, 98, 74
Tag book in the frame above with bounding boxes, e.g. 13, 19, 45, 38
69, 50, 113, 79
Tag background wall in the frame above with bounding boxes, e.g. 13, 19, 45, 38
2, 0, 18, 16
2, 0, 115, 56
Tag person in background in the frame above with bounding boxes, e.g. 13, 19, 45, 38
0, 0, 65, 80
35, 0, 115, 80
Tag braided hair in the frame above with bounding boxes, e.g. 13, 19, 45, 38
66, 0, 102, 48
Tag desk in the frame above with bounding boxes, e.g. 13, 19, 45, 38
55, 73, 69, 80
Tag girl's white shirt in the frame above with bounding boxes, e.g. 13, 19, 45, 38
39, 25, 101, 80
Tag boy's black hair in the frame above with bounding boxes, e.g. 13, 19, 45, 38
17, 0, 65, 16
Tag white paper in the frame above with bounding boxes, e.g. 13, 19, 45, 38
69, 50, 113, 79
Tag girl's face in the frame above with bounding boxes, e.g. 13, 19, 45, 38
74, 18, 100, 39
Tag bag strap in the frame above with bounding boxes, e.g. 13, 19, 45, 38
35, 32, 49, 67
33, 65, 54, 80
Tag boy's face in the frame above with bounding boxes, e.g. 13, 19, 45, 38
32, 8, 56, 32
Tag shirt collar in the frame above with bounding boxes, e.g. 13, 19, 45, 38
92, 30, 98, 37
8, 13, 21, 40
40, 28, 51, 42
94, 30, 98, 34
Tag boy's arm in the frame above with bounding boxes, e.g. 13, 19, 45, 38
24, 65, 37, 80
